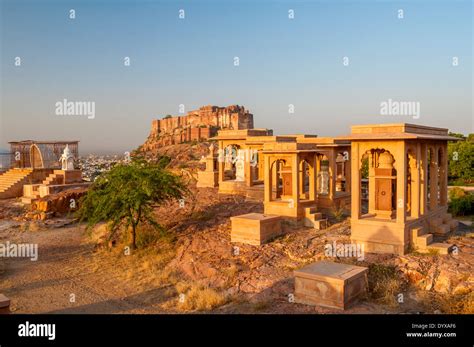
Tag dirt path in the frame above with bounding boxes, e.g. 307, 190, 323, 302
0, 222, 172, 314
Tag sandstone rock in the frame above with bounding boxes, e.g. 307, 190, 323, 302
453, 282, 472, 295
27, 187, 88, 218
433, 269, 454, 293
405, 269, 425, 283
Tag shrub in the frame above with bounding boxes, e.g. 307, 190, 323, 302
448, 188, 474, 216
332, 207, 345, 222
177, 285, 227, 311
368, 264, 404, 306
448, 135, 474, 181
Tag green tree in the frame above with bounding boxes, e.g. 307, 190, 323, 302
361, 157, 369, 179
448, 134, 474, 183
448, 132, 466, 140
78, 158, 188, 249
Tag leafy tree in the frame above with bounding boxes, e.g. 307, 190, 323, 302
448, 187, 474, 216
78, 157, 188, 249
448, 132, 466, 140
361, 157, 369, 179
448, 134, 474, 183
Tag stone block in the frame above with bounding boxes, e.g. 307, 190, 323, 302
196, 171, 218, 188
294, 261, 368, 310
416, 234, 433, 247
230, 213, 282, 246
426, 242, 453, 255
0, 294, 11, 314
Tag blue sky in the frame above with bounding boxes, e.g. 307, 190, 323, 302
1, 0, 472, 154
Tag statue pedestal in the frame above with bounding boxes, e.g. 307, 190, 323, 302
55, 169, 83, 184
197, 171, 218, 188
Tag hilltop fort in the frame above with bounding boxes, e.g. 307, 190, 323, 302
142, 105, 254, 150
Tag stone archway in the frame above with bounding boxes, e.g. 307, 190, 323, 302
270, 159, 287, 200
30, 144, 44, 169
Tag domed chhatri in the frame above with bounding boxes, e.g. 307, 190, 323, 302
60, 144, 75, 171
202, 123, 460, 256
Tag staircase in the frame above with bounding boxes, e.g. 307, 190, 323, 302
0, 169, 34, 199
303, 206, 328, 230
42, 171, 65, 186
411, 225, 453, 255
429, 213, 459, 236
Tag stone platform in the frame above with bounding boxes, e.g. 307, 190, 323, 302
230, 213, 282, 246
294, 261, 368, 310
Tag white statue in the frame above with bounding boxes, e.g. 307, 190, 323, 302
235, 149, 245, 181
60, 144, 75, 170
208, 142, 215, 158
318, 170, 329, 195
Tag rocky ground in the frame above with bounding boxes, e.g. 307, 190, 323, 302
0, 183, 473, 314
142, 142, 209, 171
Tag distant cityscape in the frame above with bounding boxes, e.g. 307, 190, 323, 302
77, 154, 127, 182
0, 151, 127, 182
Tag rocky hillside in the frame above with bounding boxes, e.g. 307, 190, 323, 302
141, 142, 211, 172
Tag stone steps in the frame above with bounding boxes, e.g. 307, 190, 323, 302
448, 219, 459, 231
419, 242, 453, 255
42, 173, 64, 185
0, 169, 35, 198
442, 213, 459, 231
429, 217, 443, 228
20, 196, 38, 204
415, 234, 433, 247
428, 213, 458, 235
433, 224, 450, 235
304, 207, 327, 230
411, 226, 426, 240
411, 222, 454, 255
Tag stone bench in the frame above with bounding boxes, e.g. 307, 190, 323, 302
0, 294, 11, 314
230, 213, 282, 246
294, 261, 368, 310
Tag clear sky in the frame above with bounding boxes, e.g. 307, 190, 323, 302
1, 0, 472, 154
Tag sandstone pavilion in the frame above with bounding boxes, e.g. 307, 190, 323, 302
197, 123, 461, 310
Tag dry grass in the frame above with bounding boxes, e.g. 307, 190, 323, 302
87, 227, 178, 291
438, 292, 474, 314
175, 284, 227, 312
189, 210, 215, 223
419, 291, 474, 314
221, 264, 241, 288
368, 263, 405, 307
251, 300, 272, 312
331, 207, 346, 222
